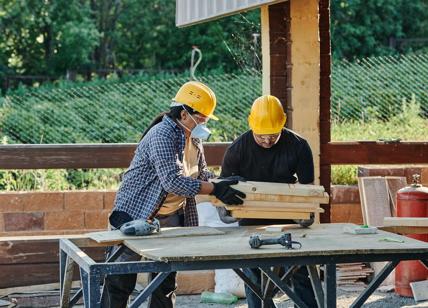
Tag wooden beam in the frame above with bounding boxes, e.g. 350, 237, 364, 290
322, 142, 428, 164
384, 217, 428, 227
0, 142, 230, 169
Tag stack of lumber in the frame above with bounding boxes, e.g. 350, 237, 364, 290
336, 263, 374, 286
381, 217, 428, 235
202, 180, 329, 220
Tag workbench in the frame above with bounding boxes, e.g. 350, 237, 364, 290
59, 223, 428, 308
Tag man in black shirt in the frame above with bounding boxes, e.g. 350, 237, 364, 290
219, 95, 317, 308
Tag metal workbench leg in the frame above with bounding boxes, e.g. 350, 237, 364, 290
233, 269, 264, 300
261, 267, 308, 308
88, 272, 102, 307
129, 272, 171, 308
324, 264, 336, 308
307, 265, 324, 308
60, 250, 75, 308
350, 260, 399, 308
80, 268, 89, 307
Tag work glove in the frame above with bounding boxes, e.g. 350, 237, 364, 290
210, 179, 246, 205
294, 213, 315, 228
119, 218, 160, 236
216, 206, 238, 224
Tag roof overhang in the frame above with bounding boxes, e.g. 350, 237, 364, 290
176, 0, 286, 27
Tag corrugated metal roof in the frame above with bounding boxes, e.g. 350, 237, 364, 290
176, 0, 286, 27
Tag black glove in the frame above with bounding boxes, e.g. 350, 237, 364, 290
210, 179, 246, 205
218, 175, 246, 182
216, 206, 238, 224
294, 213, 315, 228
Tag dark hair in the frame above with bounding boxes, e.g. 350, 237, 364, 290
140, 105, 197, 140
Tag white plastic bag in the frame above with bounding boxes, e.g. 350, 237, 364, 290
197, 202, 246, 298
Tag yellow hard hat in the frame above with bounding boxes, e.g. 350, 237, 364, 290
248, 95, 287, 134
172, 81, 218, 120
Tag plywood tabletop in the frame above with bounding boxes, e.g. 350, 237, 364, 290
124, 223, 428, 262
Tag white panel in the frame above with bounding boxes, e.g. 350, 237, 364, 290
176, 0, 286, 27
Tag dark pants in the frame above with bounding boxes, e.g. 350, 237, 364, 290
101, 213, 184, 308
244, 266, 318, 308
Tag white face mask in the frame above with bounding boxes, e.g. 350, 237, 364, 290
178, 107, 211, 140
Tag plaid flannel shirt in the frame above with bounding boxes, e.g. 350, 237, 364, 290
113, 115, 214, 226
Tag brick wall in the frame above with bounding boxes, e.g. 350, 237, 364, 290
0, 191, 116, 236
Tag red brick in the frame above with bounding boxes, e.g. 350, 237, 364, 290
23, 192, 64, 212
104, 191, 117, 210
64, 191, 103, 211
0, 214, 4, 232
0, 193, 25, 212
331, 185, 360, 204
4, 212, 44, 232
45, 211, 84, 230
422, 168, 428, 186
85, 210, 110, 230
330, 203, 363, 225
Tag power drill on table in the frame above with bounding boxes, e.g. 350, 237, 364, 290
249, 233, 302, 249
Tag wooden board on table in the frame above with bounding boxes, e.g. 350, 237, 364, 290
358, 177, 391, 226
210, 179, 326, 197
228, 206, 324, 213
87, 226, 225, 245
229, 209, 311, 220
385, 176, 407, 216
124, 223, 428, 262
205, 193, 329, 205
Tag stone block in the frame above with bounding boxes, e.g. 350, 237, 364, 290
23, 192, 64, 212
330, 203, 363, 225
0, 193, 25, 212
104, 191, 117, 210
85, 210, 110, 230
4, 212, 44, 232
45, 211, 84, 230
65, 191, 103, 211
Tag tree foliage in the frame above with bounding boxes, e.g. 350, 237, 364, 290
331, 0, 428, 60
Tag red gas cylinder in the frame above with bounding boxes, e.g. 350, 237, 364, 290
395, 174, 428, 297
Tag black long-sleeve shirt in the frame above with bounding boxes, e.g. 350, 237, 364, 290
220, 128, 314, 225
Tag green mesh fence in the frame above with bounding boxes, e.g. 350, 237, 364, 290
1, 54, 427, 144
0, 73, 262, 143
331, 53, 428, 122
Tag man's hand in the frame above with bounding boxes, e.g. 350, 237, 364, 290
120, 218, 160, 236
210, 179, 246, 205
216, 206, 238, 224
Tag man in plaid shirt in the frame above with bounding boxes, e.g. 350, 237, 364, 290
101, 81, 245, 308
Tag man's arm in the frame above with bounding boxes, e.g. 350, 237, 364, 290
220, 144, 240, 178
296, 140, 314, 184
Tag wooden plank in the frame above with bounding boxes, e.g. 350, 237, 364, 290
87, 226, 225, 245
225, 204, 324, 213
358, 177, 391, 226
124, 223, 428, 262
229, 209, 311, 220
322, 142, 428, 165
385, 176, 407, 216
384, 217, 428, 227
379, 226, 428, 235
210, 180, 326, 197
0, 142, 229, 169
204, 192, 329, 204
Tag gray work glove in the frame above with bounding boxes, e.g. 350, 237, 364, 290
120, 218, 160, 236
294, 213, 315, 228
216, 206, 238, 224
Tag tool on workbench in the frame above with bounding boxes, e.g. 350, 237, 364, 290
343, 225, 378, 234
120, 218, 160, 236
249, 233, 302, 249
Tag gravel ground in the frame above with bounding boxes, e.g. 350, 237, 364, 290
143, 289, 428, 308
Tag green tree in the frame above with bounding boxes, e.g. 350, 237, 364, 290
331, 0, 428, 60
